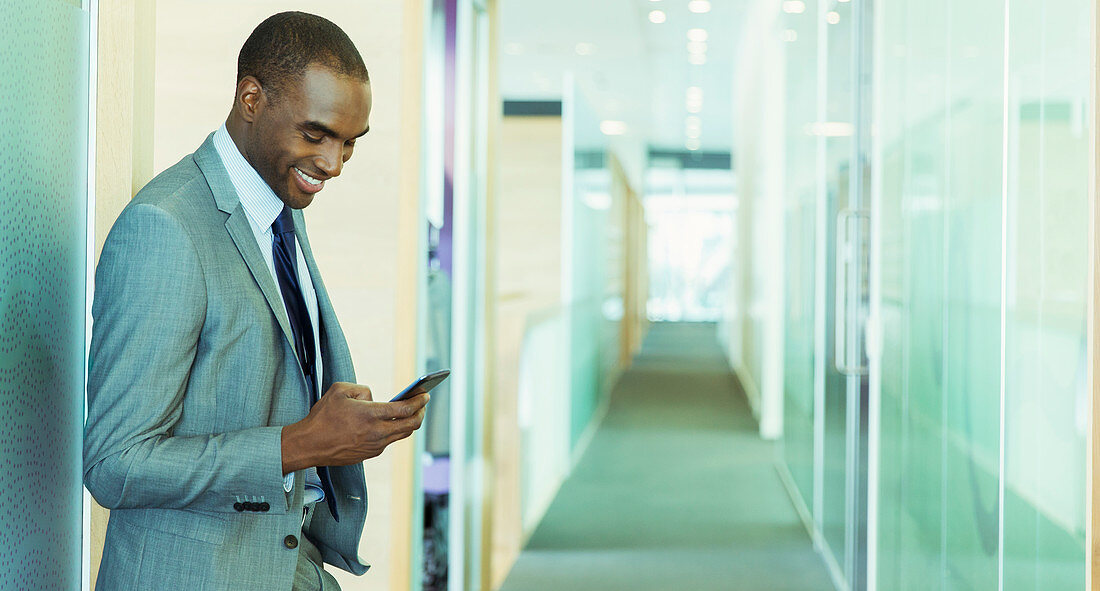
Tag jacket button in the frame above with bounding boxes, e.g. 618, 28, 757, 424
284, 535, 298, 549
260, 502, 270, 512
234, 502, 244, 512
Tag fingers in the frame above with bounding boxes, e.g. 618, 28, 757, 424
391, 393, 430, 419
348, 384, 373, 401
323, 382, 374, 401
382, 410, 426, 445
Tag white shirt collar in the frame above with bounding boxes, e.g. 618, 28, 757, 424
212, 123, 285, 233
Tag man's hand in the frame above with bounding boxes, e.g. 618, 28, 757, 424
280, 382, 429, 474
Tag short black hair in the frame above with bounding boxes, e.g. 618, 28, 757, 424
237, 11, 369, 102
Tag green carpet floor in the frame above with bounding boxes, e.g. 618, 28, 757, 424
496, 322, 835, 591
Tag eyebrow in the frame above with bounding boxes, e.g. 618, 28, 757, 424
301, 120, 370, 139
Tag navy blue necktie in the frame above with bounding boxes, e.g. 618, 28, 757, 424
272, 206, 339, 521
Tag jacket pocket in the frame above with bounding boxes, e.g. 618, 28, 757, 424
138, 507, 228, 545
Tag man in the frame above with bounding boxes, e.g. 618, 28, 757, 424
83, 12, 427, 590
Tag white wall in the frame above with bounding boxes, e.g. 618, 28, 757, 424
723, 0, 785, 440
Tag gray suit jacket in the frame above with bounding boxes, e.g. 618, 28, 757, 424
84, 134, 369, 590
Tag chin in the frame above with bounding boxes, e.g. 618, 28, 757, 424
278, 186, 315, 210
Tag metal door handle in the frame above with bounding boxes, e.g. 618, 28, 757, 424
835, 209, 868, 375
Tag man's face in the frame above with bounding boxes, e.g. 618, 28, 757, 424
245, 64, 372, 209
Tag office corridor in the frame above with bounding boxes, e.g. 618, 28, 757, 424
498, 322, 835, 591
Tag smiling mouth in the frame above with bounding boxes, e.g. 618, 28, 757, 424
292, 166, 327, 196
294, 167, 324, 186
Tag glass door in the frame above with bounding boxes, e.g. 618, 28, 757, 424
820, 0, 873, 586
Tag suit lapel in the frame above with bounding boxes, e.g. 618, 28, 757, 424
193, 134, 296, 355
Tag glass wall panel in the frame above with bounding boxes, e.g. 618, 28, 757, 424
1001, 0, 1089, 587
876, 0, 946, 586
873, 0, 1089, 588
821, 0, 857, 578
0, 0, 89, 587
781, 0, 821, 522
941, 0, 1005, 585
766, 0, 1092, 586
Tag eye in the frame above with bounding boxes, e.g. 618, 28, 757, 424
301, 133, 323, 144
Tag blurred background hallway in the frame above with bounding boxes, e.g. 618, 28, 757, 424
498, 322, 834, 591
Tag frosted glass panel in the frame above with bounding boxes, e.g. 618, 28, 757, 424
1001, 0, 1089, 586
0, 0, 89, 587
874, 0, 1088, 587
781, 0, 819, 517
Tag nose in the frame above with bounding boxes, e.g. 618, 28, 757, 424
315, 142, 344, 178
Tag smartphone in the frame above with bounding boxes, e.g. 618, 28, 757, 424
389, 369, 451, 402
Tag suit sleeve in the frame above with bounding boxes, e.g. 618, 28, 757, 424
83, 203, 289, 514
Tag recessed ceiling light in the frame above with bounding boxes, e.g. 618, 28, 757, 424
687, 28, 708, 42
826, 10, 840, 24
686, 138, 701, 151
687, 41, 707, 54
575, 42, 595, 55
685, 116, 702, 139
688, 0, 711, 13
648, 9, 667, 23
782, 1, 806, 14
688, 53, 707, 65
600, 120, 628, 135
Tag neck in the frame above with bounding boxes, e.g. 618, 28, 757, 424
224, 113, 250, 161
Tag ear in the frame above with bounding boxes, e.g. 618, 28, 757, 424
235, 75, 266, 124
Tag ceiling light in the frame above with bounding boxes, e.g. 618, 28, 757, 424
648, 9, 667, 23
686, 138, 701, 151
827, 11, 840, 24
782, 1, 806, 14
504, 42, 524, 55
687, 0, 711, 13
688, 53, 707, 65
687, 28, 708, 42
600, 120, 628, 135
686, 87, 703, 113
687, 41, 707, 54
575, 42, 595, 55
804, 122, 855, 137
782, 29, 798, 42
685, 116, 702, 139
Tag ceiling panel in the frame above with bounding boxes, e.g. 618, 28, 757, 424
500, 0, 750, 156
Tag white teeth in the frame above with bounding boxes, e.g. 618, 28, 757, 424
295, 167, 323, 185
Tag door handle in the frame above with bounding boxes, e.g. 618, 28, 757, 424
835, 209, 869, 376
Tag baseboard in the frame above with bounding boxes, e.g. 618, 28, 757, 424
571, 387, 612, 471
733, 361, 762, 421
775, 460, 849, 591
